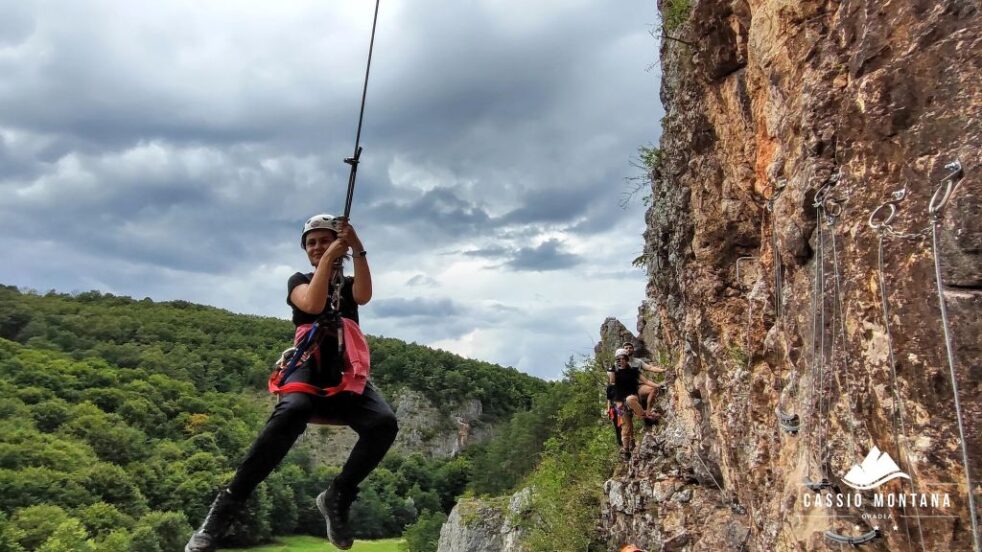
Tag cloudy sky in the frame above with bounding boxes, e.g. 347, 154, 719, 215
0, 0, 663, 380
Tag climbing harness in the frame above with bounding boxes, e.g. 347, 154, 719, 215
268, 317, 370, 398
869, 185, 928, 550
927, 160, 980, 552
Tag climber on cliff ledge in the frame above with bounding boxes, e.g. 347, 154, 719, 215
620, 342, 666, 423
608, 348, 660, 460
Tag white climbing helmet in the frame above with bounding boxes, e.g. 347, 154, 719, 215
614, 348, 629, 359
301, 213, 342, 248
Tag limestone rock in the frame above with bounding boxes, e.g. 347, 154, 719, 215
296, 388, 489, 463
603, 1, 982, 551
437, 488, 530, 552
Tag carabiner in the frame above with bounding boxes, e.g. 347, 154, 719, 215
928, 160, 963, 216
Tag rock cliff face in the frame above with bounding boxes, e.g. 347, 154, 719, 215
602, 1, 981, 551
436, 489, 530, 552
298, 389, 487, 464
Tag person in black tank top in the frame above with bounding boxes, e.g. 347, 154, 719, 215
609, 348, 658, 459
186, 214, 398, 552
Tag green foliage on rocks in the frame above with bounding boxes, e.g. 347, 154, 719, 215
517, 357, 617, 551
663, 0, 692, 33
400, 510, 446, 552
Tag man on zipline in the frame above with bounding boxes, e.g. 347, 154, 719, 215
185, 214, 398, 552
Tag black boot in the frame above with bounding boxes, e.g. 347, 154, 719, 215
185, 489, 243, 552
316, 479, 359, 550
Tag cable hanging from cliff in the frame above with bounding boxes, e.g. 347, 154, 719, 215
927, 160, 980, 552
868, 186, 928, 550
769, 178, 800, 434
803, 180, 834, 494
821, 187, 885, 548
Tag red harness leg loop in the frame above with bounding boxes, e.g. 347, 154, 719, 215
268, 319, 371, 400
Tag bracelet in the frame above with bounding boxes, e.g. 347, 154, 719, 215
356, 250, 368, 258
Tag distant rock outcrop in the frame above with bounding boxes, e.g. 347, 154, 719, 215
436, 488, 531, 552
298, 389, 489, 464
597, 317, 649, 358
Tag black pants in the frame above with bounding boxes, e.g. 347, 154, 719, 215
227, 381, 398, 499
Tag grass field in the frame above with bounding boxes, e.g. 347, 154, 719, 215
223, 535, 404, 552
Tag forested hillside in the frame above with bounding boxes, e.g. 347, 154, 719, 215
0, 285, 549, 551
0, 286, 544, 417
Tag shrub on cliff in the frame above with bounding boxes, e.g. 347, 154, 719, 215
663, 0, 691, 33
400, 510, 447, 552
520, 356, 616, 551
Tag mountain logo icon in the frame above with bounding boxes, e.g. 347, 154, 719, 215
842, 447, 911, 490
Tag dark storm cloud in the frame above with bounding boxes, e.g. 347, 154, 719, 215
0, 0, 661, 377
506, 239, 582, 272
460, 240, 583, 271
0, 141, 326, 272
366, 187, 495, 240
0, 0, 660, 277
499, 186, 597, 225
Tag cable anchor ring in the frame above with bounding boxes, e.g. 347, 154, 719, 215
868, 203, 896, 230
824, 196, 843, 220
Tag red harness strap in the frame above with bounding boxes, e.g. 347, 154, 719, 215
267, 318, 370, 398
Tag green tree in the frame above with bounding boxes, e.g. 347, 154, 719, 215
75, 502, 135, 540
408, 485, 441, 516
36, 519, 94, 552
131, 512, 190, 552
434, 457, 471, 512
401, 510, 447, 552
264, 474, 299, 535
79, 463, 148, 517
59, 411, 148, 465
28, 398, 71, 432
94, 530, 131, 552
127, 526, 161, 552
9, 505, 70, 551
0, 512, 26, 552
522, 358, 616, 552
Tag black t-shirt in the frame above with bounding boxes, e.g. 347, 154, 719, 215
287, 272, 359, 325
613, 365, 641, 401
285, 272, 360, 387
